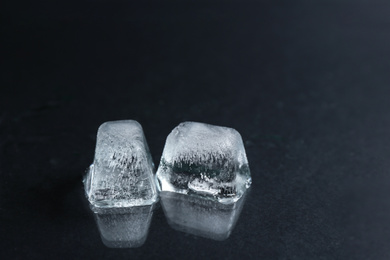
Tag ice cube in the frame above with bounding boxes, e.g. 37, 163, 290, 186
156, 122, 251, 204
84, 120, 158, 209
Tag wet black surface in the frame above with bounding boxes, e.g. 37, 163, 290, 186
2, 1, 390, 259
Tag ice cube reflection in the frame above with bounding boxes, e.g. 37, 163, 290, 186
160, 190, 248, 241
91, 204, 155, 248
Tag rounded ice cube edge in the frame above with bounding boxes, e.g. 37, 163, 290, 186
84, 120, 158, 211
155, 121, 252, 205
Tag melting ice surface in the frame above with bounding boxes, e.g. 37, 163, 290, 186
84, 120, 158, 209
156, 122, 251, 204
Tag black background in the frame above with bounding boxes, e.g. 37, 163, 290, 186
2, 0, 390, 259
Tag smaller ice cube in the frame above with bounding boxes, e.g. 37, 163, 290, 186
156, 122, 251, 204
84, 120, 158, 209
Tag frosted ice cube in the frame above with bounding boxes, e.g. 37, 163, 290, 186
84, 120, 158, 208
156, 122, 251, 204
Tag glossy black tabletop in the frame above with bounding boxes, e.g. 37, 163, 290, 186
2, 1, 390, 259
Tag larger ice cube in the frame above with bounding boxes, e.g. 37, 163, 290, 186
84, 120, 158, 209
156, 122, 251, 204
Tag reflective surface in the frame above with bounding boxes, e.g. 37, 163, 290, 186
160, 190, 248, 241
3, 1, 390, 259
92, 205, 155, 248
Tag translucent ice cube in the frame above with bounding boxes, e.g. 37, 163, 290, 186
84, 120, 158, 208
156, 122, 251, 204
